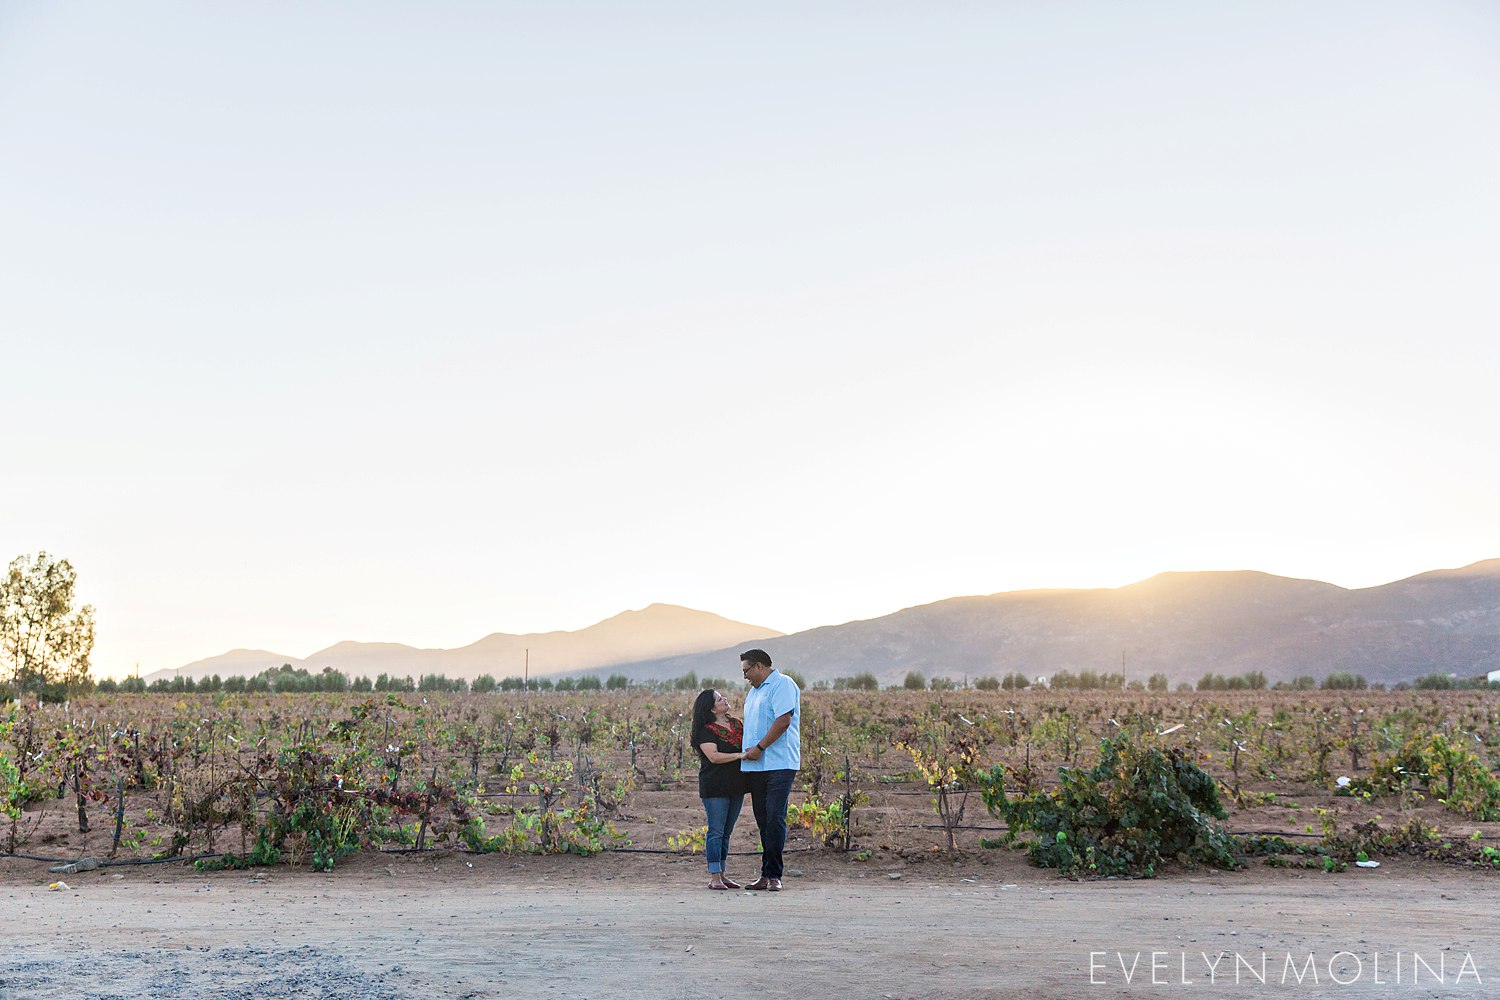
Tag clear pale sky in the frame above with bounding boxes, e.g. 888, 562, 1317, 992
2, 2, 1497, 678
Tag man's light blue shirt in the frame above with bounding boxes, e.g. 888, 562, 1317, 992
741, 668, 800, 772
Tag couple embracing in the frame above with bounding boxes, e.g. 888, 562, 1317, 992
689, 648, 801, 891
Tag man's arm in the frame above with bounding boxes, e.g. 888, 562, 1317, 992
743, 711, 792, 760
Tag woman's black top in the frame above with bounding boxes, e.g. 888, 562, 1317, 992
695, 717, 748, 799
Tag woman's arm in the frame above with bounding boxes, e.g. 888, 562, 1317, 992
698, 742, 744, 765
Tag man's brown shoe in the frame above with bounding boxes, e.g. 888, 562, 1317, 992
766, 878, 782, 891
744, 878, 772, 890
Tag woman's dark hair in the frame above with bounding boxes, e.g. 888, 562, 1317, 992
690, 688, 719, 754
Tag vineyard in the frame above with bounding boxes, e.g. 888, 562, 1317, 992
4, 689, 1500, 877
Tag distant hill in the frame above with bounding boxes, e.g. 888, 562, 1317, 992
154, 561, 1500, 689
590, 560, 1500, 688
150, 605, 783, 683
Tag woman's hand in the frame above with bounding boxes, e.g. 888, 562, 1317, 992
700, 742, 744, 765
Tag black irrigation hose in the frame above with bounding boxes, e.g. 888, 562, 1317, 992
601, 846, 822, 856
908, 826, 1500, 841
0, 851, 227, 867
9, 826, 1495, 867
376, 845, 822, 857
100, 853, 227, 867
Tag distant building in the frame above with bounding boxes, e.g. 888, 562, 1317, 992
1489, 668, 1500, 684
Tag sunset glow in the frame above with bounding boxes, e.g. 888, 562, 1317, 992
2, 2, 1496, 677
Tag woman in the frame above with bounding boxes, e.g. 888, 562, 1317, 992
691, 688, 748, 889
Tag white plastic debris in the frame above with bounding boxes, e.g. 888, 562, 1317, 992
1355, 860, 1380, 868
1158, 724, 1184, 736
47, 881, 70, 891
1336, 776, 1351, 788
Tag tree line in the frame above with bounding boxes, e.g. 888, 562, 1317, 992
96, 664, 640, 695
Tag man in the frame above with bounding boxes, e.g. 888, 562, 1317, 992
738, 647, 800, 891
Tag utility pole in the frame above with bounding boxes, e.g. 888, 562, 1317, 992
524, 648, 529, 694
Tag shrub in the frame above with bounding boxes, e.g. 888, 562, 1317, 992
974, 676, 1000, 692
977, 731, 1240, 878
1343, 731, 1500, 820
1, 707, 33, 834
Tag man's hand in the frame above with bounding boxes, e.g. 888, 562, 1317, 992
743, 745, 763, 761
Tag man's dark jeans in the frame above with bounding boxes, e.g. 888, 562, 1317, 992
746, 768, 797, 879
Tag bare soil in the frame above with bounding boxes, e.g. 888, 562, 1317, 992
3, 849, 1492, 999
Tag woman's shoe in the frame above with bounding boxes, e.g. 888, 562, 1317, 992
720, 875, 742, 889
708, 879, 730, 890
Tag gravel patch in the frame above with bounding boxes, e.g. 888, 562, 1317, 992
0, 944, 400, 1000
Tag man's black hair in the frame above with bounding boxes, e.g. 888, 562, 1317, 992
740, 648, 772, 668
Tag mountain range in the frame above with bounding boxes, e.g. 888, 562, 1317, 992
156, 560, 1500, 688
150, 604, 782, 683
590, 560, 1500, 688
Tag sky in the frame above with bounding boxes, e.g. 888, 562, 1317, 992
2, 2, 1498, 678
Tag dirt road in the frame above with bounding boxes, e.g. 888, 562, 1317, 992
2, 851, 1492, 999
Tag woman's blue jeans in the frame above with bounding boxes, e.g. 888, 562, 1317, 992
701, 795, 743, 874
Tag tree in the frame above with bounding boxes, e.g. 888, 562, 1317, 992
1, 552, 96, 697
902, 671, 926, 691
